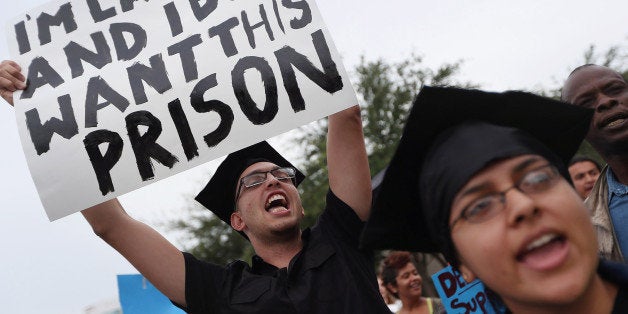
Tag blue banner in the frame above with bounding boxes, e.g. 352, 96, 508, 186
117, 274, 185, 314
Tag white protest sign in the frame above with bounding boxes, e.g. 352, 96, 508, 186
6, 0, 357, 220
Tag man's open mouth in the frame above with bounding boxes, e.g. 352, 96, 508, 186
600, 113, 628, 129
265, 193, 289, 213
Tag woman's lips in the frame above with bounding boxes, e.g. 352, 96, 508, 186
516, 233, 569, 271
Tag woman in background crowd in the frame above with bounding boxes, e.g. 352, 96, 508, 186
380, 251, 444, 314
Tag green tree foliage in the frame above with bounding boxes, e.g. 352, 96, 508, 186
582, 45, 628, 78
296, 54, 476, 228
540, 44, 627, 99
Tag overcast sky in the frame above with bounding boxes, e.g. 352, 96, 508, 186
1, 0, 627, 313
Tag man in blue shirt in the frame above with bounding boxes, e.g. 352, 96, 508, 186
562, 64, 628, 262
607, 170, 628, 258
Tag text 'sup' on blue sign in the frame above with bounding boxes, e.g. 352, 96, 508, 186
431, 265, 505, 314
117, 274, 185, 314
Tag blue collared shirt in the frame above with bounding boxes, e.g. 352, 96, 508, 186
607, 169, 628, 256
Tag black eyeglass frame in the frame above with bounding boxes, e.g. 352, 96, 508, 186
234, 167, 297, 203
449, 164, 561, 229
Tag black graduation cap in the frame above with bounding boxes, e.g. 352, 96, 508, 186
360, 86, 593, 260
195, 141, 305, 230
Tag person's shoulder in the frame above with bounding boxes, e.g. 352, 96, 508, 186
183, 252, 249, 274
429, 297, 443, 305
598, 259, 628, 287
387, 299, 401, 313
586, 167, 609, 213
427, 297, 446, 314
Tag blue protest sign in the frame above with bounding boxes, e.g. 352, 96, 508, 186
117, 274, 185, 314
431, 266, 501, 314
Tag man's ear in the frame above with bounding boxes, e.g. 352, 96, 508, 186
231, 211, 245, 231
457, 263, 477, 283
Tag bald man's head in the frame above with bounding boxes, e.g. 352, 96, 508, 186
562, 65, 628, 158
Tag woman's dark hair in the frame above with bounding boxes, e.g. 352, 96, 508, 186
380, 251, 414, 298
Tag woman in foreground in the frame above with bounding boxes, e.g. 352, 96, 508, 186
362, 86, 628, 313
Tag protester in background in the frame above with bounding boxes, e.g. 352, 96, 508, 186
380, 251, 443, 314
562, 64, 628, 262
568, 156, 602, 199
0, 59, 392, 313
362, 87, 628, 313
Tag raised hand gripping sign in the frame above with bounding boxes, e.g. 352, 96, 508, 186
6, 0, 357, 220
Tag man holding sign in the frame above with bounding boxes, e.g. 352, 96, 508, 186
2, 0, 390, 312
1, 59, 390, 312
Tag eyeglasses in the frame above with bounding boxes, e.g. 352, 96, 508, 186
450, 164, 561, 229
235, 167, 296, 200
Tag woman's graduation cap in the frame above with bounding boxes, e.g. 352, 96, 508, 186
360, 86, 592, 262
